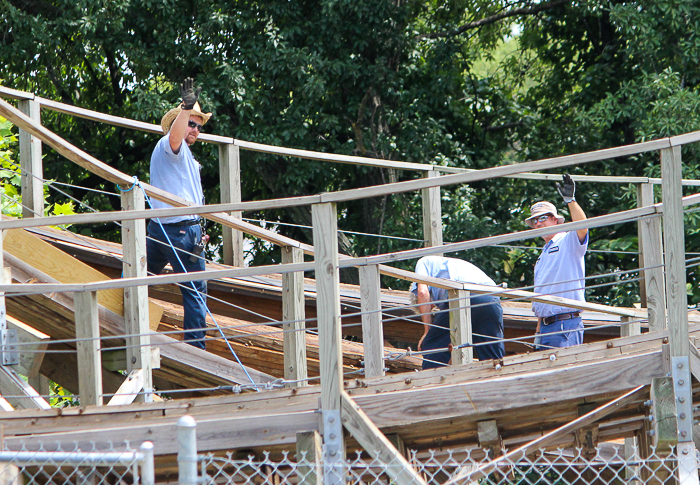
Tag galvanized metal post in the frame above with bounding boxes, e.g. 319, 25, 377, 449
177, 415, 198, 485
140, 441, 155, 485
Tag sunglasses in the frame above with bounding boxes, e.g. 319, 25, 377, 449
187, 120, 204, 132
532, 214, 551, 224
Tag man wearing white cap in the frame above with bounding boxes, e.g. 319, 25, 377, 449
525, 174, 588, 349
146, 78, 212, 349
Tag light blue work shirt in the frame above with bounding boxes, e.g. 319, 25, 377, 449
149, 135, 204, 224
410, 256, 496, 307
532, 230, 588, 318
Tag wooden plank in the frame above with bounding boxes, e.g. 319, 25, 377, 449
660, 147, 689, 356
352, 352, 664, 428
4, 228, 163, 330
219, 144, 244, 267
450, 289, 472, 365
421, 171, 442, 251
18, 98, 44, 219
637, 183, 666, 331
689, 341, 700, 383
296, 431, 322, 485
282, 246, 308, 387
107, 369, 144, 406
121, 186, 152, 402
359, 265, 384, 378
650, 377, 677, 451
0, 366, 50, 410
340, 391, 427, 485
7, 315, 49, 378
74, 291, 103, 406
312, 203, 343, 412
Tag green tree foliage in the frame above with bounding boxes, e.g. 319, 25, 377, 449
2, 0, 700, 305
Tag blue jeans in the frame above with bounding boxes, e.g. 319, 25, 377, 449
539, 316, 584, 349
147, 220, 207, 349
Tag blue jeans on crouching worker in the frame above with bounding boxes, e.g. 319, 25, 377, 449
147, 220, 207, 349
538, 315, 583, 350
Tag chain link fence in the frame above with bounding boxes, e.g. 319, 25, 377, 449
0, 441, 154, 485
198, 446, 697, 485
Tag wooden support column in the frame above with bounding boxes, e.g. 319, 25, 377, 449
218, 144, 244, 267
574, 404, 599, 459
311, 202, 345, 482
359, 264, 384, 378
121, 185, 152, 403
660, 147, 689, 355
18, 98, 44, 219
74, 290, 103, 406
636, 183, 666, 331
477, 420, 503, 459
620, 315, 641, 338
296, 431, 322, 485
620, 315, 640, 481
449, 289, 472, 365
421, 171, 442, 252
282, 246, 308, 387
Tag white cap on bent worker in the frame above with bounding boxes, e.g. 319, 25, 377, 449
525, 201, 565, 228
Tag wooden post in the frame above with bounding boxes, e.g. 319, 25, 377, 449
359, 264, 384, 378
121, 185, 152, 403
296, 431, 323, 485
620, 315, 640, 481
18, 99, 44, 219
477, 420, 503, 459
218, 144, 244, 267
282, 246, 308, 387
74, 290, 103, 406
311, 202, 345, 482
636, 183, 666, 331
620, 315, 641, 338
449, 289, 472, 365
421, 171, 442, 253
660, 147, 689, 356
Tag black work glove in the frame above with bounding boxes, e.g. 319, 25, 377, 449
556, 173, 576, 204
180, 78, 201, 110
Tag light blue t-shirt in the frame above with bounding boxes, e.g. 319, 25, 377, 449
410, 256, 496, 308
532, 230, 588, 318
149, 135, 204, 224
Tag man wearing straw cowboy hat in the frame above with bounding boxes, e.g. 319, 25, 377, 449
410, 256, 505, 369
525, 174, 589, 349
146, 78, 212, 349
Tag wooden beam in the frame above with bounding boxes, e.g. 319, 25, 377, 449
476, 420, 502, 458
121, 186, 153, 402
449, 289, 472, 365
7, 316, 49, 378
282, 246, 308, 387
107, 369, 144, 406
0, 366, 50, 410
4, 228, 163, 330
636, 183, 666, 331
218, 144, 244, 267
660, 147, 689, 356
74, 291, 103, 406
18, 98, 44, 219
312, 203, 343, 412
650, 377, 677, 452
296, 431, 322, 485
359, 265, 384, 378
421, 171, 442, 252
340, 391, 427, 485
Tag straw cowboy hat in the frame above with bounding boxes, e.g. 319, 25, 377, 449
160, 102, 212, 134
525, 201, 565, 228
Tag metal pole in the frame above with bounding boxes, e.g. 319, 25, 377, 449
140, 441, 155, 485
177, 415, 198, 485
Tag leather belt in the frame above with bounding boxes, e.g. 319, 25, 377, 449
162, 218, 200, 226
542, 312, 580, 326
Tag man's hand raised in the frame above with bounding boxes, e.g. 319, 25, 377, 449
180, 78, 201, 110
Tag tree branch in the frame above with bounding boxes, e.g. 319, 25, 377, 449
416, 0, 568, 40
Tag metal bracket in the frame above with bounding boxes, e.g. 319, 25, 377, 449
671, 356, 693, 441
677, 441, 700, 485
0, 308, 17, 366
322, 409, 344, 485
